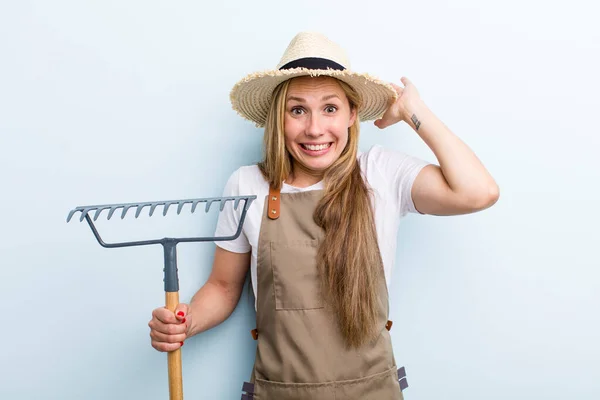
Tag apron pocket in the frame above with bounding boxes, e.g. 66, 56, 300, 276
270, 240, 324, 310
254, 377, 335, 400
335, 366, 403, 400
254, 366, 402, 400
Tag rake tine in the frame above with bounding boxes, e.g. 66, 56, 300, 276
121, 205, 136, 219
205, 200, 215, 213
93, 206, 112, 221
220, 198, 233, 212
234, 198, 241, 210
107, 206, 123, 220
149, 202, 162, 217
177, 201, 188, 215
135, 203, 150, 218
67, 209, 79, 223
80, 207, 96, 222
163, 201, 175, 216
191, 200, 202, 213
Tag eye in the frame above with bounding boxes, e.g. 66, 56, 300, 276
291, 107, 305, 115
325, 105, 337, 113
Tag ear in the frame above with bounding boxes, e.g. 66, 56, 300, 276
348, 106, 357, 127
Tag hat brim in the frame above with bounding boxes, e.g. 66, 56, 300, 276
230, 68, 397, 127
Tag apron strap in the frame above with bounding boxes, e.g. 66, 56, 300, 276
267, 186, 281, 220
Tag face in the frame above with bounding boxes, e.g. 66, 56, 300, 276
284, 76, 357, 180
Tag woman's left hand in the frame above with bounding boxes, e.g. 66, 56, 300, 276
374, 77, 423, 129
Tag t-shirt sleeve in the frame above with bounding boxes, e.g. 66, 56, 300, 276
213, 168, 252, 253
367, 145, 431, 217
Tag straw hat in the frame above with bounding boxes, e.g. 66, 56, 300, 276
230, 32, 397, 127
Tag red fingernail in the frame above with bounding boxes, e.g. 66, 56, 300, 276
180, 342, 184, 346
181, 318, 186, 323
177, 311, 184, 317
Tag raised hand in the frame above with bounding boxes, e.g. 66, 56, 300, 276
374, 77, 424, 130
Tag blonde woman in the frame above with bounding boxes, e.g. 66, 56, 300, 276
148, 32, 499, 399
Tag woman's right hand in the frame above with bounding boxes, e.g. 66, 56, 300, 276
148, 303, 190, 352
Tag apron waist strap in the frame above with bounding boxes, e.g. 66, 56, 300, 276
241, 381, 255, 399
398, 366, 408, 390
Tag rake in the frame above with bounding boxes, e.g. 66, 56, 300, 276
67, 195, 256, 400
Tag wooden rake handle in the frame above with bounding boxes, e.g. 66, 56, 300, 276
166, 291, 183, 400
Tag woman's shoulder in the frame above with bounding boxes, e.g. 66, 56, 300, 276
358, 144, 412, 163
358, 144, 429, 170
357, 144, 430, 191
232, 164, 262, 178
223, 164, 268, 195
358, 144, 402, 175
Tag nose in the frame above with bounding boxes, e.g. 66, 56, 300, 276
306, 114, 324, 138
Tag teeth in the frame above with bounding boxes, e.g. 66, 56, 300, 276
303, 143, 330, 151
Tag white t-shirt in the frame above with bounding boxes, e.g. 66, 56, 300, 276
214, 145, 430, 308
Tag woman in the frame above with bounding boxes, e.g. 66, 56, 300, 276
148, 32, 499, 399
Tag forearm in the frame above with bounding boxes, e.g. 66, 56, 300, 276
186, 280, 243, 337
408, 101, 499, 198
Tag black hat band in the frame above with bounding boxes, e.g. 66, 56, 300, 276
279, 57, 345, 71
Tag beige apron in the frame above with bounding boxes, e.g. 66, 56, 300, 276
241, 188, 408, 400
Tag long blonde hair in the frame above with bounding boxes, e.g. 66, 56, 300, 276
258, 77, 383, 348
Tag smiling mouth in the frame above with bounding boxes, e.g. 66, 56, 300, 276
300, 143, 332, 151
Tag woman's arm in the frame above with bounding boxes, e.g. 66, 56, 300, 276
186, 246, 251, 337
148, 246, 250, 352
375, 78, 499, 216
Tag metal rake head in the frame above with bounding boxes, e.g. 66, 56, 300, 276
67, 196, 254, 223
66, 196, 256, 248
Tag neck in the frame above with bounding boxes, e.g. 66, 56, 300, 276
286, 162, 324, 188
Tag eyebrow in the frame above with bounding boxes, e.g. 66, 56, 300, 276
286, 94, 341, 103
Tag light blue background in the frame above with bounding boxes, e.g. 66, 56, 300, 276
1, 1, 598, 399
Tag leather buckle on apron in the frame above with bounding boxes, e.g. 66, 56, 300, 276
250, 328, 258, 340
267, 187, 280, 220
386, 320, 393, 331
